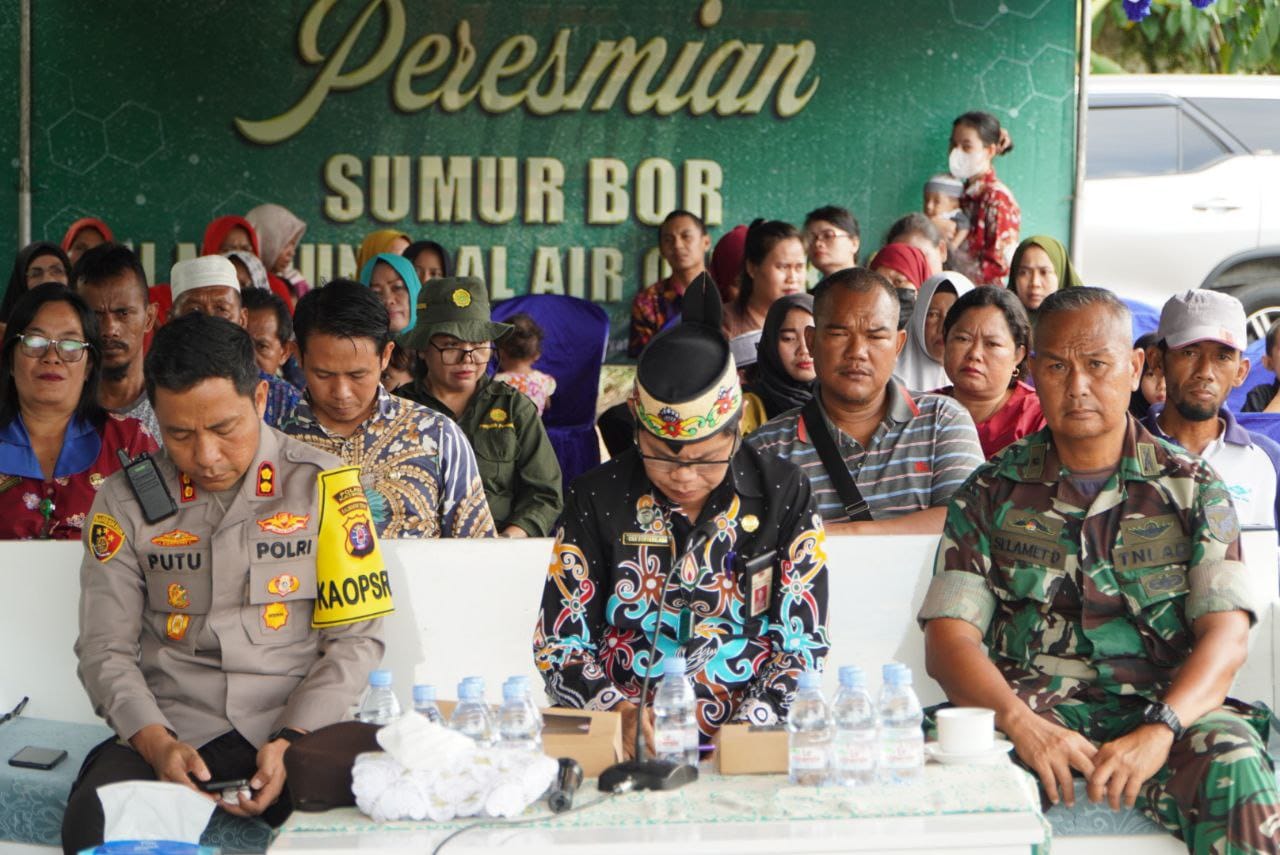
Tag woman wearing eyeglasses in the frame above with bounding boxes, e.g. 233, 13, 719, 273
395, 277, 563, 538
0, 284, 155, 539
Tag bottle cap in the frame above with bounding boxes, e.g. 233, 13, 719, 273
838, 665, 864, 688
458, 681, 481, 701
662, 656, 687, 677
463, 675, 484, 690
369, 669, 392, 688
503, 682, 524, 702
896, 667, 913, 685
798, 670, 823, 691
881, 662, 904, 682
412, 684, 436, 703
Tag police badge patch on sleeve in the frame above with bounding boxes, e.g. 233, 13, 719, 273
1205, 505, 1240, 544
90, 513, 125, 563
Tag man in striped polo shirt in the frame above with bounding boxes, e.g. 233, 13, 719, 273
748, 267, 983, 534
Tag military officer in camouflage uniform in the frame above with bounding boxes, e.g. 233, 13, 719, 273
919, 288, 1280, 853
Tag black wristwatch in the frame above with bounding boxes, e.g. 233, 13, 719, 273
268, 727, 306, 745
1142, 702, 1185, 740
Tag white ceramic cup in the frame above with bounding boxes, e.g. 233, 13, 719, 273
936, 707, 995, 755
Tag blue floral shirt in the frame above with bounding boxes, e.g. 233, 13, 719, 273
262, 371, 302, 430
281, 386, 495, 539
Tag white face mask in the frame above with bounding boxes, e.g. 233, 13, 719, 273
949, 147, 988, 181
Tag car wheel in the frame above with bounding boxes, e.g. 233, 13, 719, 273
1224, 282, 1280, 343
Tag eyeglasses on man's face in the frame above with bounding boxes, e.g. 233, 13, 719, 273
805, 229, 849, 248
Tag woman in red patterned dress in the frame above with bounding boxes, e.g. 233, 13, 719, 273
949, 111, 1021, 287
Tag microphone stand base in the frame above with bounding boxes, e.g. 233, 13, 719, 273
598, 759, 698, 792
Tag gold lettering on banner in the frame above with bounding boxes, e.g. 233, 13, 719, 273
235, 0, 820, 145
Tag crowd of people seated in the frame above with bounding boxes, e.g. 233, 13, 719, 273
5, 107, 1280, 854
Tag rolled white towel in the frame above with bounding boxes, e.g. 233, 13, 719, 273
378, 713, 476, 770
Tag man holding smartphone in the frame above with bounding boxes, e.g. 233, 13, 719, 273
63, 304, 385, 854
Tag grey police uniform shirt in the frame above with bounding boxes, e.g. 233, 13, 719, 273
76, 425, 386, 749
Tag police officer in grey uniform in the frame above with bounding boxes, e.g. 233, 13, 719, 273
63, 314, 385, 854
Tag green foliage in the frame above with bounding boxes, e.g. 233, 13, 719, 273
1092, 0, 1280, 73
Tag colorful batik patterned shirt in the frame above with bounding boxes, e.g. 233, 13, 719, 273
628, 277, 683, 358
918, 418, 1253, 711
533, 444, 830, 737
281, 386, 495, 539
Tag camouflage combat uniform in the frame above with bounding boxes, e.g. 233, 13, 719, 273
919, 418, 1280, 854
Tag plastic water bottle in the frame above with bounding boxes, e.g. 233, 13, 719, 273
877, 665, 924, 784
451, 678, 494, 745
651, 655, 699, 766
497, 679, 543, 753
412, 684, 443, 724
355, 669, 401, 726
831, 666, 877, 786
505, 675, 544, 728
787, 670, 832, 786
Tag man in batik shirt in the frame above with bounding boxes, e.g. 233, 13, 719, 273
534, 280, 829, 756
281, 281, 494, 539
919, 288, 1280, 852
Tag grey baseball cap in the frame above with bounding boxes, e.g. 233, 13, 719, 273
1157, 289, 1247, 351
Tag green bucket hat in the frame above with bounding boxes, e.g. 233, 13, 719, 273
397, 276, 513, 350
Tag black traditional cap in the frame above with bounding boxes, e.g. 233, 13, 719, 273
634, 274, 741, 443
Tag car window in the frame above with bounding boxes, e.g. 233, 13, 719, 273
1189, 97, 1280, 154
1087, 106, 1177, 178
1179, 112, 1229, 172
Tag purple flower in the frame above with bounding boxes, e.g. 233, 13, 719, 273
1190, 0, 1215, 7
1123, 0, 1153, 21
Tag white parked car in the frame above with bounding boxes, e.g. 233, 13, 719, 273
1081, 74, 1280, 340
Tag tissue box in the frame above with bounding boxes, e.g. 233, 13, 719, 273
436, 701, 622, 777
712, 723, 788, 775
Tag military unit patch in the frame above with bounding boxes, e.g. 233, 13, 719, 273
90, 513, 125, 563
1205, 505, 1240, 544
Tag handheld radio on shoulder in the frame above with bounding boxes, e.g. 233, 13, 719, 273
117, 450, 178, 524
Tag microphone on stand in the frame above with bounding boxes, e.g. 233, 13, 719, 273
597, 524, 711, 793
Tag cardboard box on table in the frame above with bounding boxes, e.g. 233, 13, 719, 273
437, 701, 622, 778
712, 724, 788, 775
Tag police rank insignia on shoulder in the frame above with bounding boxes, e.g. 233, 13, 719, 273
256, 462, 276, 498
488, 408, 507, 423
1205, 504, 1240, 544
90, 513, 125, 563
179, 472, 196, 503
268, 573, 300, 597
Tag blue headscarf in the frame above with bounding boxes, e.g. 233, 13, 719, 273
359, 253, 421, 331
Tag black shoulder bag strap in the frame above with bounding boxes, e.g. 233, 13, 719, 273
800, 397, 873, 522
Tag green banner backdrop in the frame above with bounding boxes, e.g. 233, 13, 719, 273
0, 0, 1078, 357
